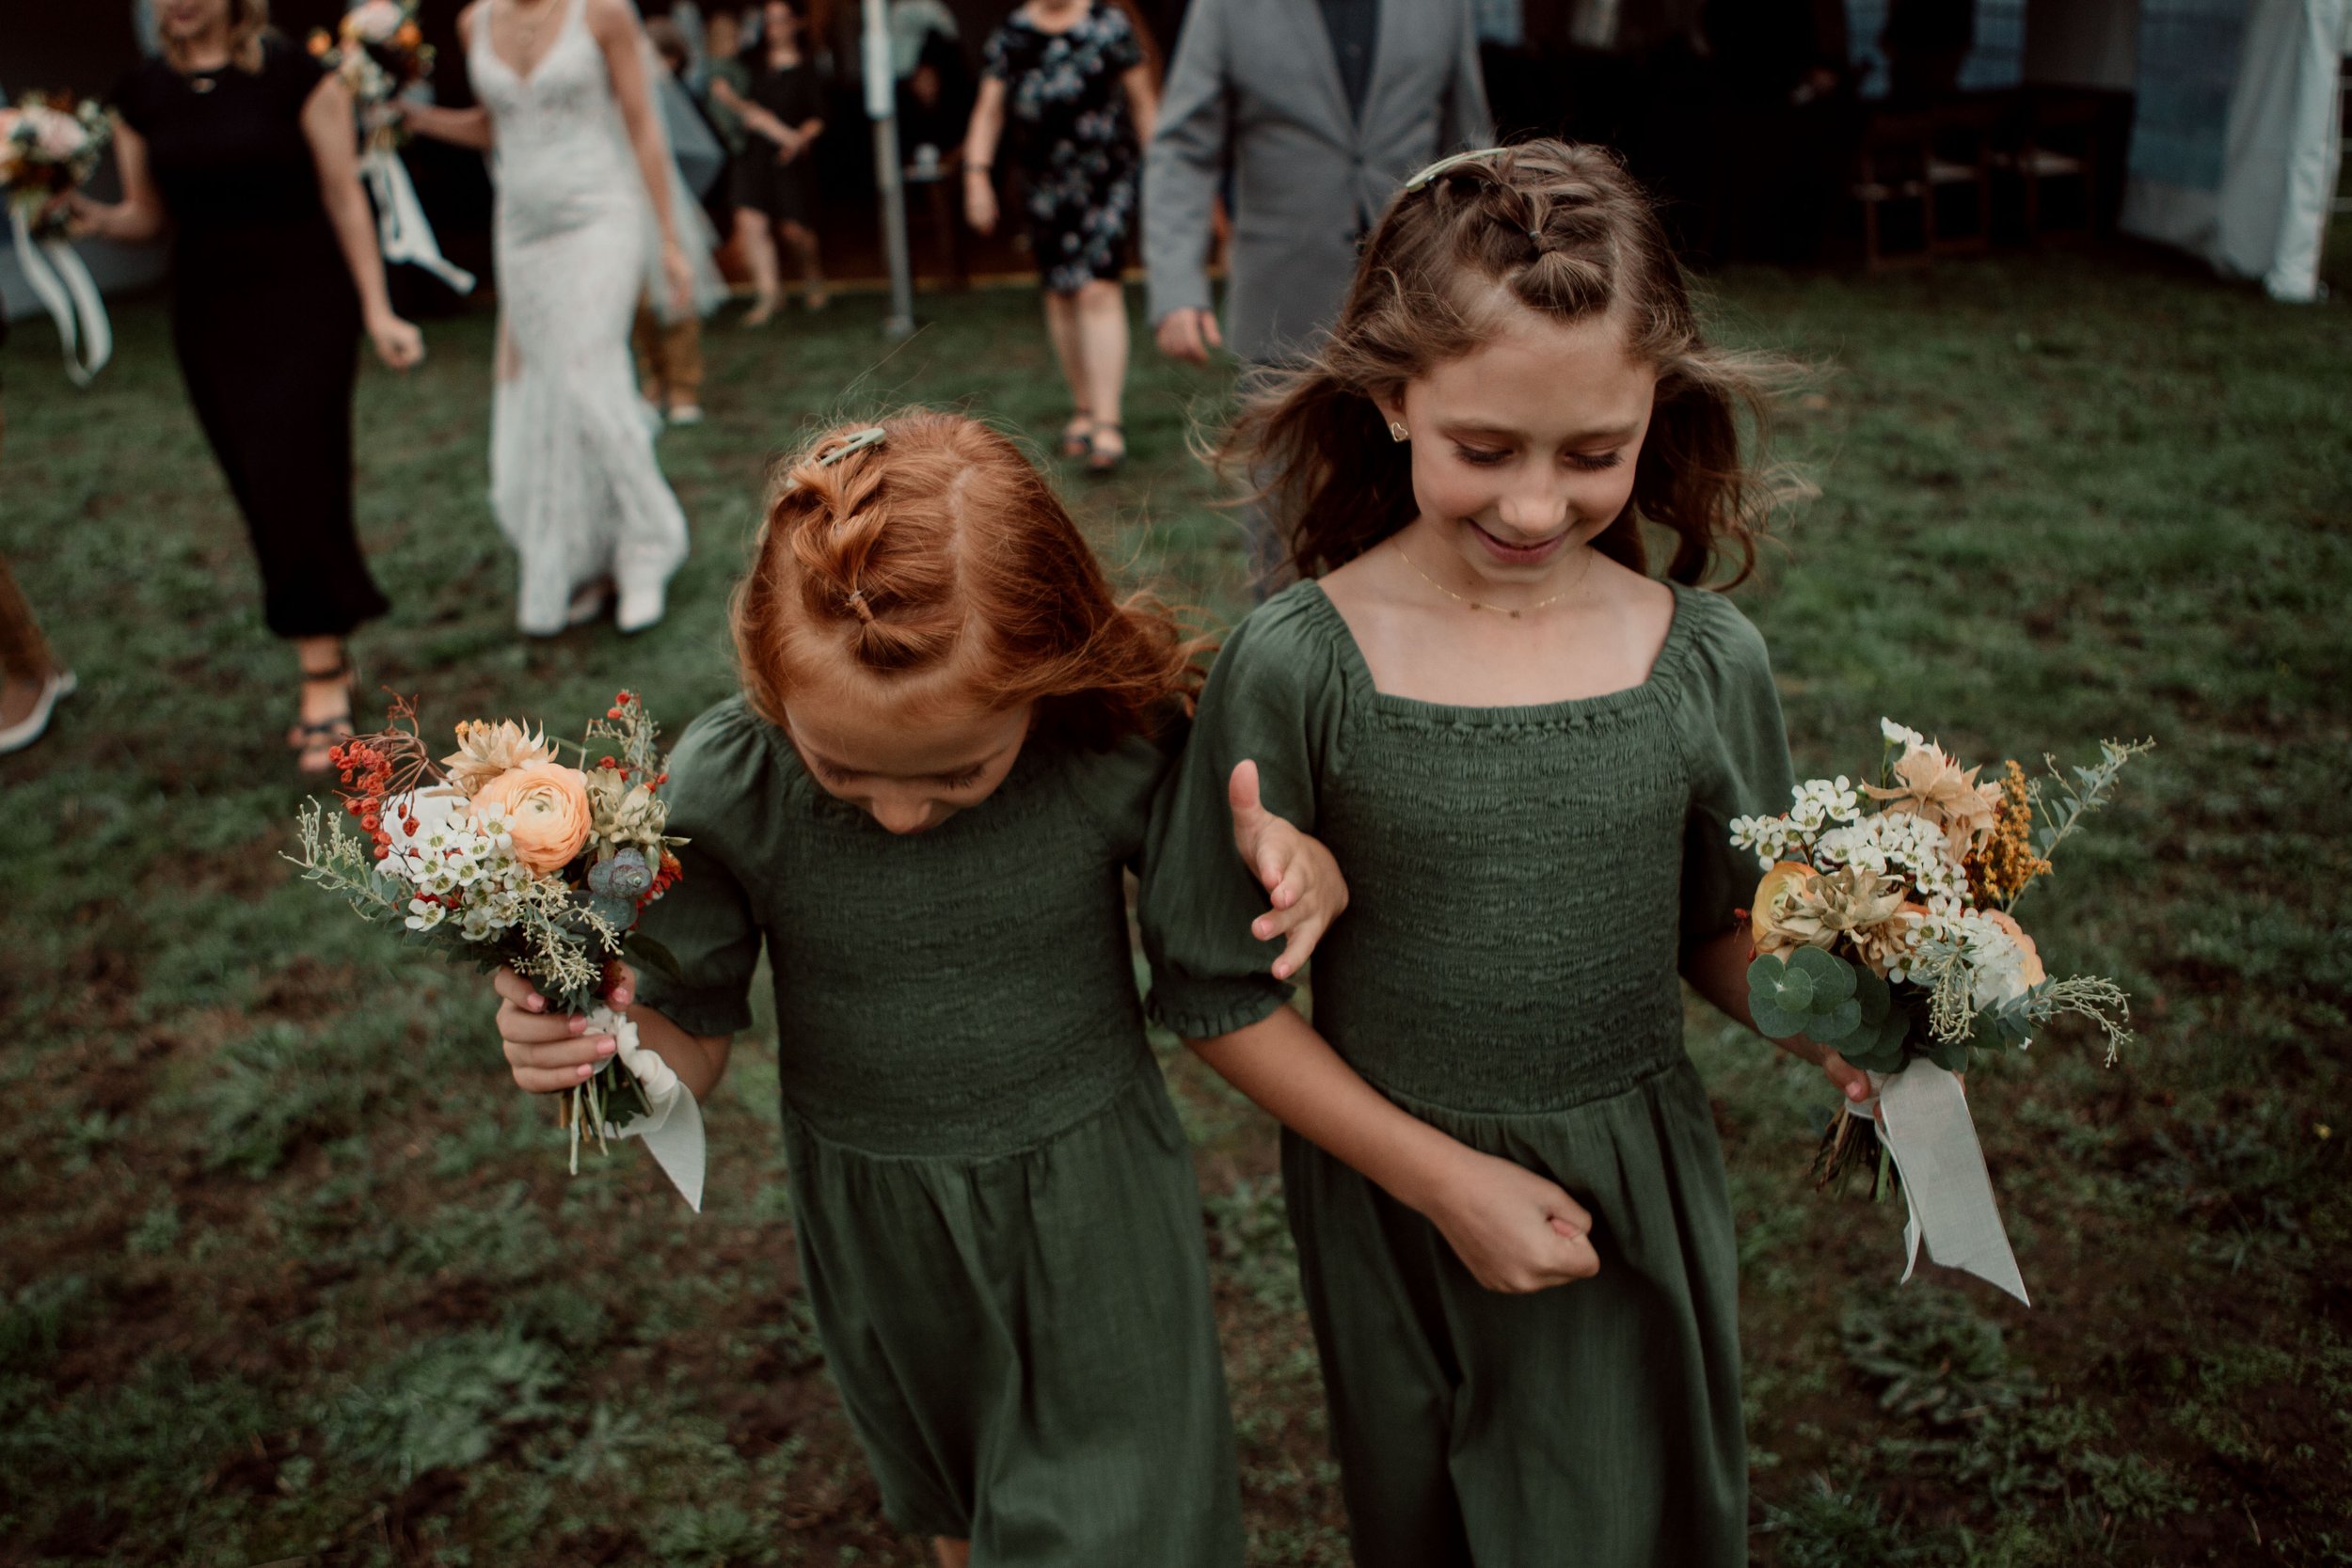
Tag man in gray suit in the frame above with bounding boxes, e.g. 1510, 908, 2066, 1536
1143, 0, 1492, 370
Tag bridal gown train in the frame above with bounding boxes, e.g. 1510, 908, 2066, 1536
470, 0, 689, 635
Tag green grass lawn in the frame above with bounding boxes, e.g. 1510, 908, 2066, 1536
3, 240, 2348, 1567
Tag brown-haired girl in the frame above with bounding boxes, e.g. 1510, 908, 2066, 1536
488, 410, 1348, 1567
1142, 140, 1870, 1566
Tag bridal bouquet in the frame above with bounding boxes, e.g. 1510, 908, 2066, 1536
310, 0, 475, 293
287, 691, 703, 1208
0, 94, 113, 384
309, 0, 433, 152
1730, 721, 2153, 1302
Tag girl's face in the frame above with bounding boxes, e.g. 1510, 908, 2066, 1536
765, 2, 801, 42
783, 680, 1033, 835
1378, 305, 1658, 590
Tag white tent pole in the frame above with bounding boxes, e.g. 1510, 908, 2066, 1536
863, 0, 917, 339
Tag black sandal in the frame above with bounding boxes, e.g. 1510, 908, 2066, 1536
1058, 411, 1096, 459
288, 653, 356, 776
1085, 421, 1126, 475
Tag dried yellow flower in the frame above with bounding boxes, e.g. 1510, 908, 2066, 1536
443, 719, 554, 796
1967, 760, 2051, 907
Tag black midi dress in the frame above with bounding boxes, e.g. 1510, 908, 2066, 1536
114, 38, 389, 640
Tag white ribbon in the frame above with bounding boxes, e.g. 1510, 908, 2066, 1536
585, 1003, 705, 1212
359, 146, 475, 294
8, 205, 111, 386
1863, 1062, 2030, 1306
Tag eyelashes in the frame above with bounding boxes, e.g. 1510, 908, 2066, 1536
814, 760, 988, 789
1451, 446, 1625, 473
940, 767, 987, 789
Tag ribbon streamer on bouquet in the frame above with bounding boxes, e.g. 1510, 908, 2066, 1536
8, 206, 111, 386
359, 146, 475, 294
585, 1004, 705, 1212
1863, 1062, 2029, 1306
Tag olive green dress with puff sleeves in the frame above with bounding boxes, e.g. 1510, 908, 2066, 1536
635, 697, 1243, 1566
1140, 580, 1795, 1568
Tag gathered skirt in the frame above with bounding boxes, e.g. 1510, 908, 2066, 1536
1283, 1055, 1748, 1568
779, 1065, 1244, 1564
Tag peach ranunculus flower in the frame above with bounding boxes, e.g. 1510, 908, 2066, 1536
470, 761, 594, 874
1982, 911, 2046, 987
1866, 741, 2002, 863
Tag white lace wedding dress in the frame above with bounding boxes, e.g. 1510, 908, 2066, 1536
470, 0, 690, 635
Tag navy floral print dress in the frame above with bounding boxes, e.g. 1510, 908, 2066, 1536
982, 3, 1144, 293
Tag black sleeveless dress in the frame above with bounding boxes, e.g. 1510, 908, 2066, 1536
113, 37, 389, 640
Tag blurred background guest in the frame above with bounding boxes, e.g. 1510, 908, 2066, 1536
636, 14, 718, 422
1883, 0, 1975, 104
73, 0, 423, 774
962, 0, 1158, 475
0, 318, 77, 759
888, 0, 960, 78
709, 0, 831, 324
401, 0, 695, 638
1143, 0, 1489, 578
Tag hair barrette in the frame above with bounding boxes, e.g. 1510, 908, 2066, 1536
818, 426, 888, 466
1404, 146, 1510, 192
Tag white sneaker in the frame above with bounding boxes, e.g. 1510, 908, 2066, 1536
616, 581, 665, 635
667, 404, 705, 426
0, 668, 76, 755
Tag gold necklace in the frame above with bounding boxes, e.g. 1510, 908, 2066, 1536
1391, 536, 1595, 620
506, 0, 559, 56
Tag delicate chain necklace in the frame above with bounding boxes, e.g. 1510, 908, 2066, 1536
505, 0, 560, 57
1391, 536, 1595, 620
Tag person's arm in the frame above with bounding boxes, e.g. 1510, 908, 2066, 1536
589, 0, 691, 310
961, 72, 1006, 233
1189, 1006, 1599, 1292
493, 964, 735, 1101
1683, 927, 1871, 1102
399, 2, 497, 147
1139, 0, 1226, 360
68, 116, 168, 241
1120, 60, 1158, 147
301, 72, 424, 371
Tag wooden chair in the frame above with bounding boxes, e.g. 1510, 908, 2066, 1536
1852, 100, 1997, 268
1994, 89, 2102, 244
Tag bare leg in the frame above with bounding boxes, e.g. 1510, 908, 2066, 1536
737, 208, 782, 325
1074, 277, 1130, 466
289, 633, 354, 773
933, 1539, 971, 1568
1041, 289, 1091, 452
779, 220, 828, 309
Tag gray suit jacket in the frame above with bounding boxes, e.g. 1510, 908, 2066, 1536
1142, 0, 1492, 365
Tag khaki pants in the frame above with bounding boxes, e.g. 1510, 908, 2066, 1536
632, 299, 706, 411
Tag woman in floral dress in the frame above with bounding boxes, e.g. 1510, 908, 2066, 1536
963, 0, 1158, 472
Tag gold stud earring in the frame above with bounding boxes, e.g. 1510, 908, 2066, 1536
1388, 421, 1409, 443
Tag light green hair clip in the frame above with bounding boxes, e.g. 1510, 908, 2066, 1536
1403, 146, 1510, 193
817, 425, 888, 465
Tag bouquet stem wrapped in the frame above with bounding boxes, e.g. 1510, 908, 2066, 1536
1732, 721, 2153, 1302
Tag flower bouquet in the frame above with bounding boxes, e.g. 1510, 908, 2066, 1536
1730, 721, 2153, 1302
310, 0, 475, 293
286, 691, 703, 1208
0, 94, 112, 384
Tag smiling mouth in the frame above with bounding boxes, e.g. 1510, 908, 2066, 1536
1469, 519, 1571, 565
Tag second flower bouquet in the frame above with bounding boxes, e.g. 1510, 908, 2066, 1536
288, 691, 703, 1208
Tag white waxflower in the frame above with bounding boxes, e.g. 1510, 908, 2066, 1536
405, 897, 447, 932
1881, 718, 1926, 749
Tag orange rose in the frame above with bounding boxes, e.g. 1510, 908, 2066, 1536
470, 761, 594, 875
1750, 861, 1819, 954
1983, 911, 2046, 987
396, 23, 422, 46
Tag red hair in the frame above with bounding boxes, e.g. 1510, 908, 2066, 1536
732, 411, 1204, 748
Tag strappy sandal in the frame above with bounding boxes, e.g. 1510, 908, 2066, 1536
1084, 421, 1126, 475
1058, 411, 1096, 459
287, 652, 356, 777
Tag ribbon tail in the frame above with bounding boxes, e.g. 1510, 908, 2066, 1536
586, 1004, 706, 1212
12, 206, 98, 386
1873, 1063, 2030, 1306
46, 237, 110, 381
361, 149, 476, 294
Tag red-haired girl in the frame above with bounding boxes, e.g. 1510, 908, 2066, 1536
488, 410, 1345, 1568
1142, 141, 1870, 1566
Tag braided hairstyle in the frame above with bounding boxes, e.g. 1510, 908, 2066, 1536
1227, 139, 1804, 584
732, 410, 1205, 748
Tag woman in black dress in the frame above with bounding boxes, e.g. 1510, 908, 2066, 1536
708, 0, 830, 325
73, 0, 422, 773
963, 0, 1158, 472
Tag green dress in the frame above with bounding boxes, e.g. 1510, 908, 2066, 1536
636, 697, 1244, 1565
1140, 581, 1794, 1568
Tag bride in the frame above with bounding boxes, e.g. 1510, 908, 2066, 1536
403, 0, 693, 635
